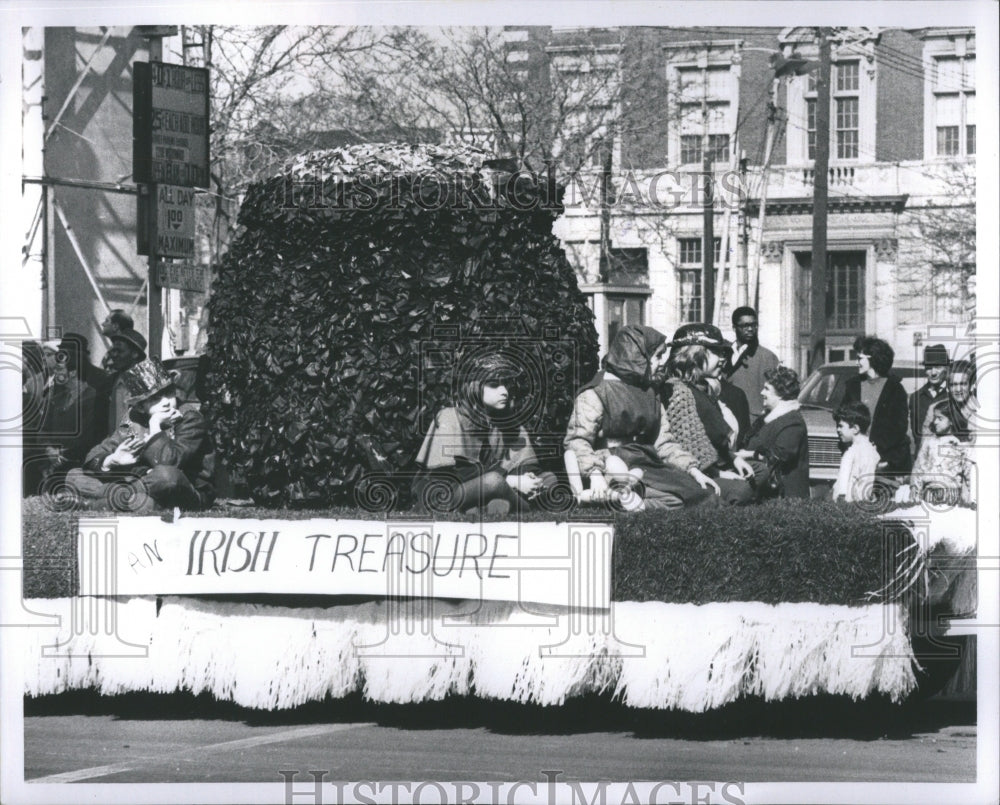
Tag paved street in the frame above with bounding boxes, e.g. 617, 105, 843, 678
22, 693, 975, 784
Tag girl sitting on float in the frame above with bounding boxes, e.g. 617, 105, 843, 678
413, 352, 556, 516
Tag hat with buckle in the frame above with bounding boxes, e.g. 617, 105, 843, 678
122, 357, 177, 407
110, 328, 147, 358
668, 323, 733, 355
922, 344, 950, 367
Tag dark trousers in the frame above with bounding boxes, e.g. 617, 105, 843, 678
65, 466, 204, 513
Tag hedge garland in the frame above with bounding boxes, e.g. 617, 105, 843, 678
22, 500, 917, 606
204, 143, 599, 507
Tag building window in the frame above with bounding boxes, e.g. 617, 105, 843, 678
607, 296, 646, 344
796, 250, 866, 333
806, 98, 817, 160
678, 238, 721, 323
804, 61, 860, 161
673, 62, 735, 166
933, 55, 975, 157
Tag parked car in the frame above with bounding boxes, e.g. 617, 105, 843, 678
797, 360, 923, 485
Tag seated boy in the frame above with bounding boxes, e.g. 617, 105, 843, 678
65, 358, 215, 513
831, 401, 880, 503
899, 400, 973, 506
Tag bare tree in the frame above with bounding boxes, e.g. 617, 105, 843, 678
896, 160, 976, 323
176, 25, 412, 260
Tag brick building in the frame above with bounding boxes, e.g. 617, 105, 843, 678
505, 26, 977, 373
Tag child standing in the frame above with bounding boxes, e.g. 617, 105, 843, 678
832, 401, 880, 503
904, 400, 973, 506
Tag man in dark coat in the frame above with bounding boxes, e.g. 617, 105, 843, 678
909, 343, 950, 454
726, 306, 780, 420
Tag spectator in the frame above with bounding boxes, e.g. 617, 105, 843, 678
58, 333, 111, 439
22, 336, 99, 495
565, 325, 719, 510
843, 336, 912, 479
99, 309, 135, 371
726, 306, 780, 420
909, 343, 950, 454
104, 329, 147, 437
831, 401, 880, 503
737, 366, 810, 499
21, 341, 51, 496
660, 324, 754, 505
413, 353, 556, 515
944, 358, 978, 441
900, 400, 973, 506
65, 357, 215, 512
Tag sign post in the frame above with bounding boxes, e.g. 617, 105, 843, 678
133, 43, 209, 357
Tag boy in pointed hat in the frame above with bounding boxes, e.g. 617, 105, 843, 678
65, 357, 215, 513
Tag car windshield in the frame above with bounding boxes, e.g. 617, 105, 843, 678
798, 370, 847, 410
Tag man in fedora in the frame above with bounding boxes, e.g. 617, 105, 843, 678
909, 343, 951, 455
65, 357, 215, 513
103, 328, 147, 438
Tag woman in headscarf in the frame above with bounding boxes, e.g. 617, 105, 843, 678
660, 324, 754, 505
413, 352, 555, 515
564, 325, 719, 510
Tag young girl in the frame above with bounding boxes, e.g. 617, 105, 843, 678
413, 352, 555, 515
903, 400, 973, 506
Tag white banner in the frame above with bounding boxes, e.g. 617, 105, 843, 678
76, 517, 614, 608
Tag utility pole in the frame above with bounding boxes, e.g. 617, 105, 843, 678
136, 28, 169, 359
701, 69, 715, 324
736, 148, 748, 308
809, 28, 832, 374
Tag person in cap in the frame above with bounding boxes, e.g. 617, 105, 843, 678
65, 357, 215, 513
565, 325, 719, 510
909, 344, 950, 455
23, 336, 104, 497
725, 306, 780, 420
413, 351, 556, 515
103, 328, 147, 438
99, 309, 135, 370
658, 324, 754, 505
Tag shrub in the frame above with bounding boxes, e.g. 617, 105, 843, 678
23, 499, 916, 606
204, 143, 599, 507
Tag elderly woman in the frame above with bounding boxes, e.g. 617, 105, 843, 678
843, 336, 912, 478
737, 366, 810, 499
660, 324, 754, 504
564, 325, 718, 510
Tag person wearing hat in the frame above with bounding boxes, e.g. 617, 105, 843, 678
413, 351, 556, 515
21, 336, 101, 496
103, 328, 147, 439
909, 344, 950, 455
659, 324, 754, 505
726, 306, 780, 420
565, 325, 719, 510
65, 357, 215, 513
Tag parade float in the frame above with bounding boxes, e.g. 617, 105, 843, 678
21, 144, 977, 711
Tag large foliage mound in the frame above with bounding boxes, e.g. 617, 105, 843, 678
205, 143, 599, 506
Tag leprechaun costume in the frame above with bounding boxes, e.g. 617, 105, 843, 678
65, 357, 215, 512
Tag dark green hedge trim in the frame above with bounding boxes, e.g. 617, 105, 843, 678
23, 498, 914, 606
204, 143, 599, 507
